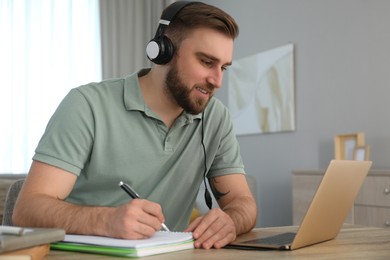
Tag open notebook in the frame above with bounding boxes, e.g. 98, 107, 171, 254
51, 231, 194, 257
228, 160, 372, 250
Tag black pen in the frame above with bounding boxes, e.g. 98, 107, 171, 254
118, 181, 170, 232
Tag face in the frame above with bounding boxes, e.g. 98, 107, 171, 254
164, 27, 234, 115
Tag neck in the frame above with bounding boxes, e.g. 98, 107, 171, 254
139, 67, 183, 128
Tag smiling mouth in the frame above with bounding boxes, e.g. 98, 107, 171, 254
196, 86, 209, 95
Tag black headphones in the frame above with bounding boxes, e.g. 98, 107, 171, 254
146, 1, 195, 65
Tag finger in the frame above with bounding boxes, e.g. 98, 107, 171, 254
117, 200, 164, 238
137, 211, 164, 231
127, 228, 157, 239
191, 209, 220, 239
191, 209, 237, 249
184, 217, 203, 232
197, 220, 237, 249
193, 218, 224, 248
130, 221, 159, 239
138, 199, 165, 224
207, 231, 236, 249
119, 210, 158, 239
137, 205, 167, 232
200, 223, 236, 249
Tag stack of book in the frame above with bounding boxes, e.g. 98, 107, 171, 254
0, 226, 65, 259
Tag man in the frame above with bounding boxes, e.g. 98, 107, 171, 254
13, 1, 257, 249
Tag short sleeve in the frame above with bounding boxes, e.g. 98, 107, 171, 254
33, 89, 95, 175
206, 100, 245, 178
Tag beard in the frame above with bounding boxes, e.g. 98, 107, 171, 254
165, 64, 214, 115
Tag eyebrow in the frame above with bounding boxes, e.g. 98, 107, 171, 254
196, 52, 232, 67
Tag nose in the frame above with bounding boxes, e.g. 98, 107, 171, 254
207, 68, 223, 89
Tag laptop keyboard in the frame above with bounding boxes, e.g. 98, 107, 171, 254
243, 232, 296, 246
258, 232, 296, 245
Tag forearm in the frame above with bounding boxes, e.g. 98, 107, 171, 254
13, 194, 114, 236
222, 195, 257, 235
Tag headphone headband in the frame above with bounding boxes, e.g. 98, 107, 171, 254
146, 1, 196, 64
160, 1, 193, 26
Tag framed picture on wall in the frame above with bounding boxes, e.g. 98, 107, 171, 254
227, 44, 295, 135
334, 132, 365, 160
353, 145, 370, 161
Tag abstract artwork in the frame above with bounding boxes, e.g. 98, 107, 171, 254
227, 44, 295, 135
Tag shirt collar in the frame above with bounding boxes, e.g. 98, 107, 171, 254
124, 69, 202, 123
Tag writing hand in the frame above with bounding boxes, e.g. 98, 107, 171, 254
106, 199, 165, 239
184, 208, 236, 249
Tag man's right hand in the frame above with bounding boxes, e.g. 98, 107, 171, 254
13, 161, 165, 239
106, 199, 166, 239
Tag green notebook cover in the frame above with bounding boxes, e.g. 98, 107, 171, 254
51, 231, 194, 257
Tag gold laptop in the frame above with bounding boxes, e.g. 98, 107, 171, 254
229, 160, 372, 250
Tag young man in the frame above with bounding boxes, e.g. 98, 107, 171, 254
13, 1, 257, 249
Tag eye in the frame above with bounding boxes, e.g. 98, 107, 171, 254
202, 59, 213, 67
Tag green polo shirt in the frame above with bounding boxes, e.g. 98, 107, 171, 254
33, 69, 245, 231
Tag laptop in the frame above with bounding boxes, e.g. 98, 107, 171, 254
228, 160, 372, 250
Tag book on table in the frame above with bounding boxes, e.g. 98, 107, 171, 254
1, 244, 50, 259
0, 226, 65, 257
50, 231, 194, 257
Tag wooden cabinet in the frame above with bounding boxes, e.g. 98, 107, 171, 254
292, 170, 390, 228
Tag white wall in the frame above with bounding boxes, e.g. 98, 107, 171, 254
205, 0, 390, 227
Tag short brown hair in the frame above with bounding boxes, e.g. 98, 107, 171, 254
164, 2, 239, 48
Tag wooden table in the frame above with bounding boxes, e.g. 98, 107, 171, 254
46, 225, 390, 259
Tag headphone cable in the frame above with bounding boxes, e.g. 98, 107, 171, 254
201, 111, 212, 209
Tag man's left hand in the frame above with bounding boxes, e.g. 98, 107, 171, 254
184, 208, 236, 249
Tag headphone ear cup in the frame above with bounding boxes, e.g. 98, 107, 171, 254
146, 36, 174, 65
